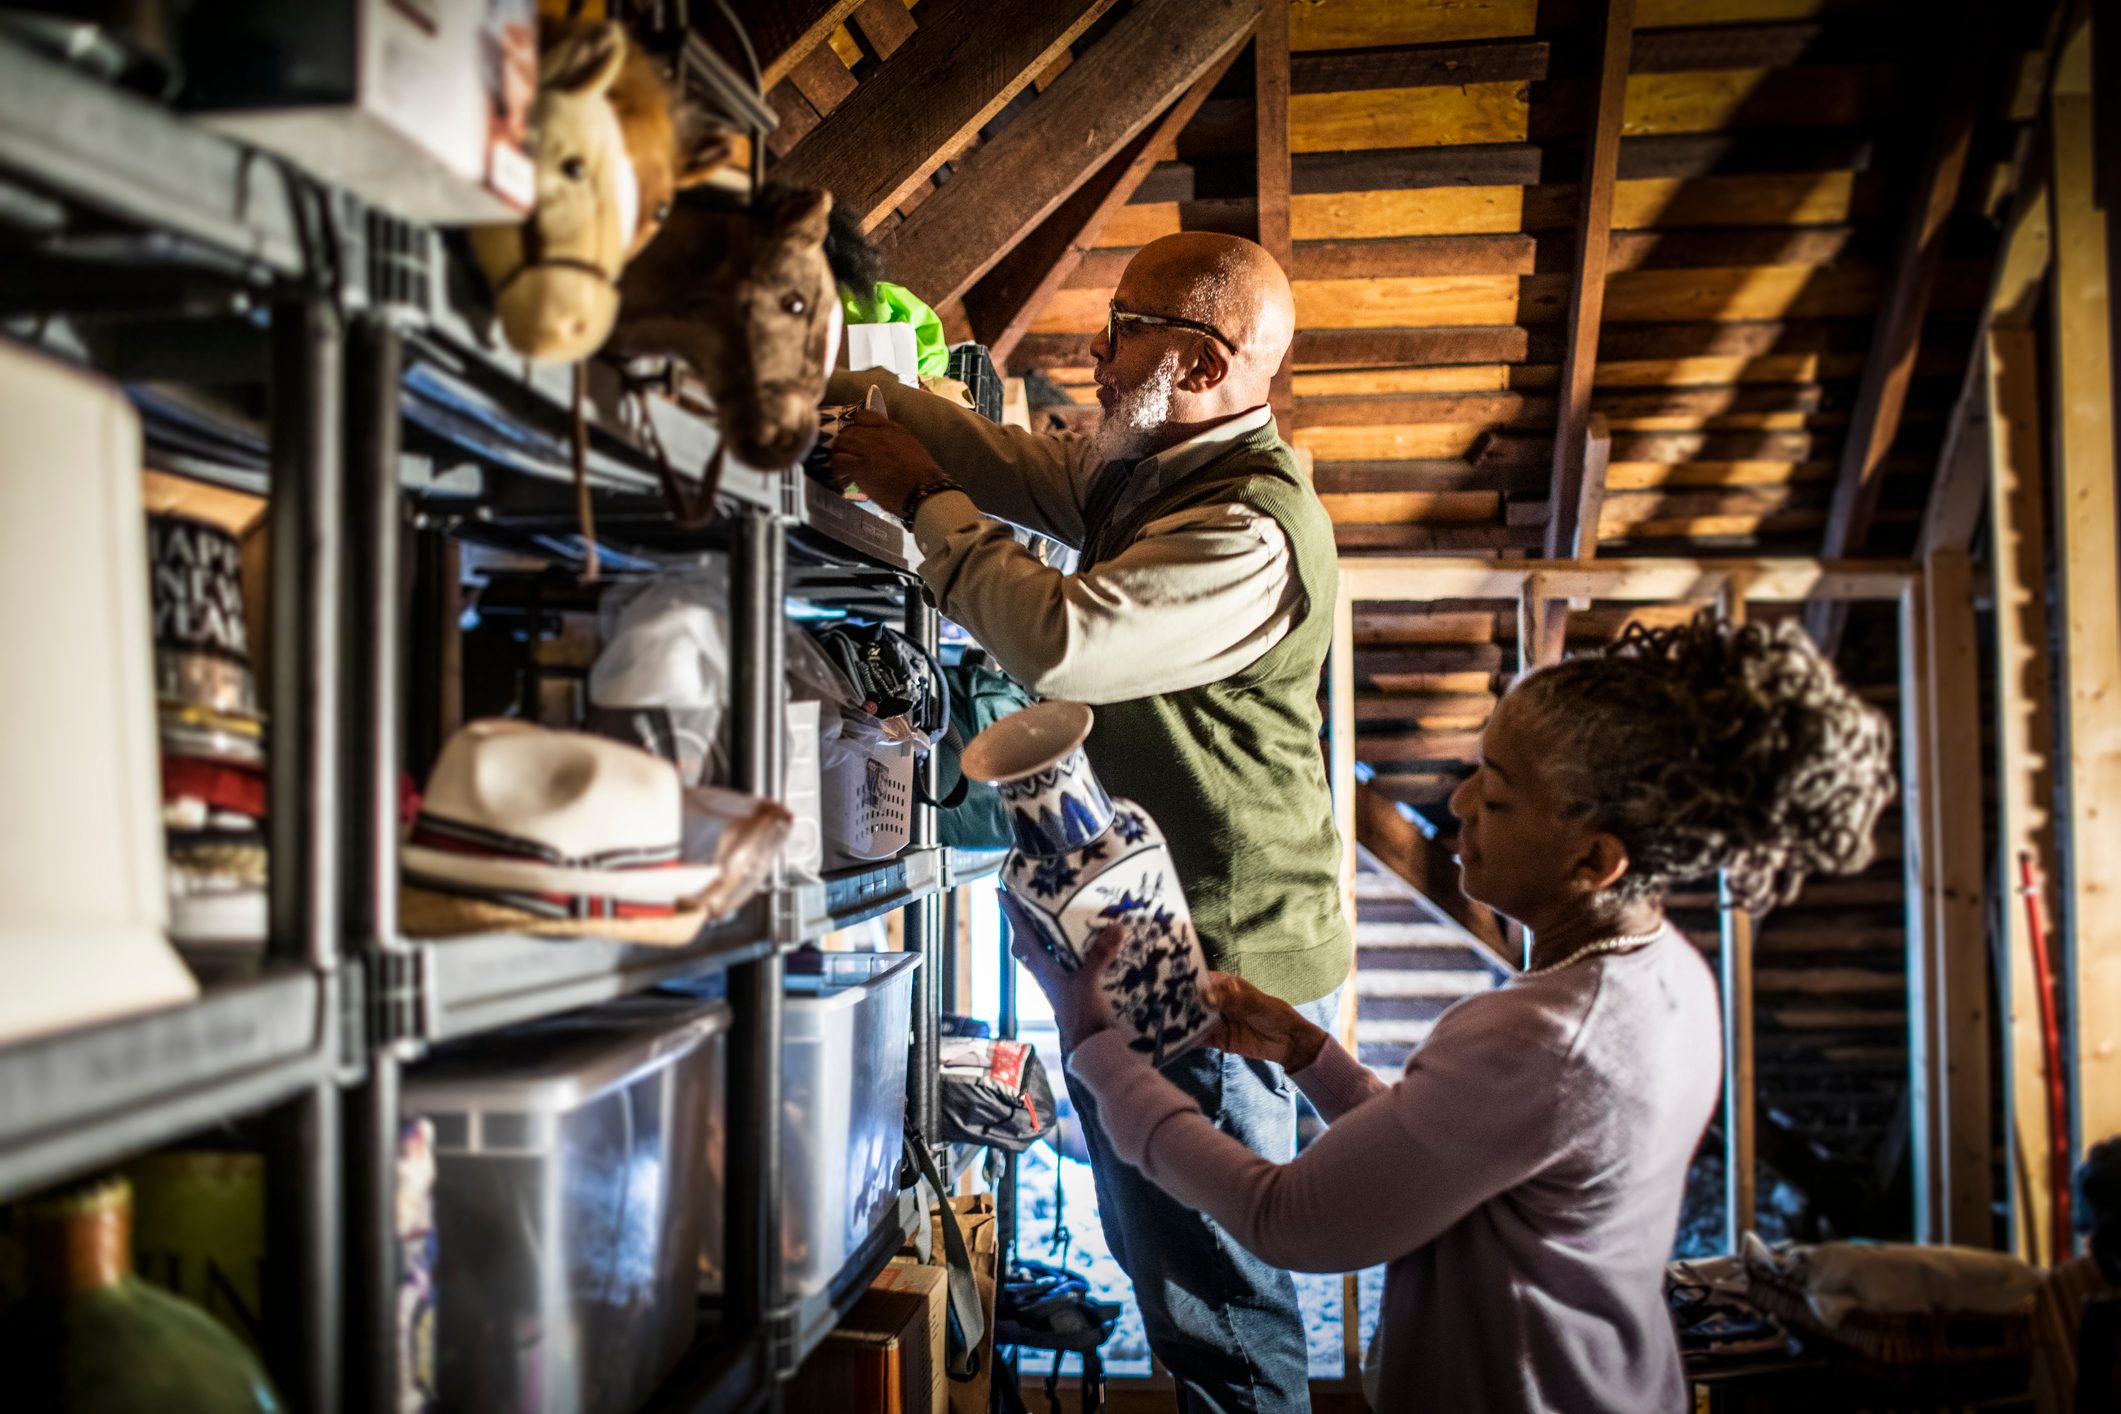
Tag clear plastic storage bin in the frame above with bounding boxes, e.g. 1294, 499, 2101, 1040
404, 996, 729, 1414
698, 950, 919, 1299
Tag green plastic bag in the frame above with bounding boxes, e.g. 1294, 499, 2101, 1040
840, 280, 951, 378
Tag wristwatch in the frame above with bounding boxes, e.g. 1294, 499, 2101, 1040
899, 477, 965, 531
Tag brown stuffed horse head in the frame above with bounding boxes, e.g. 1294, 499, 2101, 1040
467, 20, 636, 363
614, 185, 840, 469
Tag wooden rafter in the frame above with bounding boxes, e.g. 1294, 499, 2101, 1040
773, 0, 1116, 232
1545, 0, 1634, 561
1919, 129, 2055, 556
1809, 0, 1985, 644
876, 0, 1262, 309
963, 56, 1237, 364
1255, 3, 1293, 425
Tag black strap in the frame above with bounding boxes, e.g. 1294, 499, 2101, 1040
905, 1128, 986, 1381
916, 771, 971, 810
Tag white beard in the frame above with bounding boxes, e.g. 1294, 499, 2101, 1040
1092, 350, 1181, 461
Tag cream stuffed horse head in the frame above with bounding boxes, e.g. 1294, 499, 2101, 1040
468, 21, 637, 363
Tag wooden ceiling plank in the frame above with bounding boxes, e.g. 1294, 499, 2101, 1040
1013, 319, 1877, 371
1291, 382, 1825, 428
1338, 523, 1546, 553
967, 55, 1237, 363
1316, 460, 1547, 495
1269, 129, 1876, 200
774, 0, 1116, 232
786, 34, 858, 115
764, 81, 824, 157
1285, 18, 1886, 96
850, 0, 917, 59
1347, 694, 1499, 724
1809, 0, 1984, 645
719, 0, 866, 89
1547, 0, 1636, 561
1359, 730, 1486, 764
1292, 37, 1550, 94
877, 0, 1262, 308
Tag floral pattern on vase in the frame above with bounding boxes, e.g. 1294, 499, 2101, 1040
998, 749, 1115, 857
964, 701, 1217, 1068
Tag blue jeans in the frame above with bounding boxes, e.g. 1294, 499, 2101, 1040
1070, 988, 1343, 1414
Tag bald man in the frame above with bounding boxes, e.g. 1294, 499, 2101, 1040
829, 233, 1349, 1413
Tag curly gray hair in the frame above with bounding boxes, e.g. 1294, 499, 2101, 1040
1507, 613, 1897, 913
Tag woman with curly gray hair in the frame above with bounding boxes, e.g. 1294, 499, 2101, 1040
1012, 613, 1897, 1413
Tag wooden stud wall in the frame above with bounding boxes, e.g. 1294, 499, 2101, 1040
2049, 19, 2121, 1189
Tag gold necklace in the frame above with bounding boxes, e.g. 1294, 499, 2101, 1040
1518, 928, 1664, 979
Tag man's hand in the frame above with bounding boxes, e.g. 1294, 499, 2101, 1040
829, 407, 946, 517
1001, 894, 1124, 1054
1203, 971, 1329, 1073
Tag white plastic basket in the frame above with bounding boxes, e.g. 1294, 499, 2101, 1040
818, 720, 914, 866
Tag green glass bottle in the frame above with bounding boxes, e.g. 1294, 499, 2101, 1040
1, 1175, 283, 1412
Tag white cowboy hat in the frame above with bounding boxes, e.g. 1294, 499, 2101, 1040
401, 720, 718, 914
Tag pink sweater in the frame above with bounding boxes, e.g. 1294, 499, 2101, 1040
1066, 929, 1721, 1412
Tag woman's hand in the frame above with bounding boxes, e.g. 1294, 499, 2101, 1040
1203, 972, 1329, 1073
830, 407, 944, 516
1001, 894, 1124, 1054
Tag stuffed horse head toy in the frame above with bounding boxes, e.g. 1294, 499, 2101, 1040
468, 20, 637, 363
613, 184, 841, 470
606, 45, 735, 261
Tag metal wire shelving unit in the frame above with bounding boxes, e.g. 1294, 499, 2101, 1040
0, 33, 954, 1414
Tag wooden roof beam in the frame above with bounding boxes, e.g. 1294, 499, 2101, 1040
1809, 0, 1986, 647
964, 56, 1237, 364
1546, 0, 1635, 561
877, 0, 1262, 309
1918, 117, 2057, 557
772, 0, 1115, 232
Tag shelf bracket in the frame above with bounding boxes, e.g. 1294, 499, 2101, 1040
368, 947, 434, 1054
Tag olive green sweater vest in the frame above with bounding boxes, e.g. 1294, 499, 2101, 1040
1078, 424, 1352, 1006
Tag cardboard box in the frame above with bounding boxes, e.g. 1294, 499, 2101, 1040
898, 1195, 999, 1414
876, 1261, 948, 1412
179, 0, 536, 224
787, 1277, 938, 1414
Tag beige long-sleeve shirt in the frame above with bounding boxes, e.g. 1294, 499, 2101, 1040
825, 371, 1300, 704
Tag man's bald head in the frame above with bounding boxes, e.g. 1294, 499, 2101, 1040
1117, 233, 1295, 397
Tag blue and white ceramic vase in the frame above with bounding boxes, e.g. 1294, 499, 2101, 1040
963, 702, 1217, 1067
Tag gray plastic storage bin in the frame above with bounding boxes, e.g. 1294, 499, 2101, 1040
404, 996, 730, 1414
699, 950, 919, 1299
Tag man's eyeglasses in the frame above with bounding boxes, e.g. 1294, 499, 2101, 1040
1106, 304, 1237, 355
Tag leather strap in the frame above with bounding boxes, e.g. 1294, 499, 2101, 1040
905, 1125, 986, 1381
